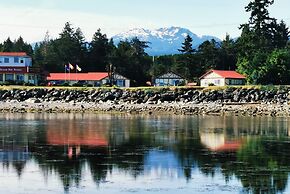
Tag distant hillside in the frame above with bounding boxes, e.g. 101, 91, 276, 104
112, 27, 220, 56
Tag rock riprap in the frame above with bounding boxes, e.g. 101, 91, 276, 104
0, 87, 289, 116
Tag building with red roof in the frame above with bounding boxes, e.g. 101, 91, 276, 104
0, 52, 39, 85
47, 72, 130, 87
200, 70, 246, 87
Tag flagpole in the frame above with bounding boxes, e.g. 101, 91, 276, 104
69, 65, 71, 85
64, 64, 67, 83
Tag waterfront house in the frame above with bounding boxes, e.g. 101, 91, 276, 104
0, 52, 39, 85
47, 72, 130, 87
154, 71, 187, 86
200, 70, 246, 87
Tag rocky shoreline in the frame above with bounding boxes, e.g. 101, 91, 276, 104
0, 87, 289, 116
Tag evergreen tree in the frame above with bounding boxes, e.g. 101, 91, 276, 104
245, 0, 275, 37
130, 37, 149, 56
112, 38, 151, 86
196, 39, 220, 72
150, 55, 174, 78
178, 35, 194, 54
13, 36, 33, 55
219, 35, 237, 70
74, 27, 88, 68
272, 20, 290, 48
55, 22, 84, 64
2, 38, 14, 52
88, 29, 112, 72
237, 0, 290, 84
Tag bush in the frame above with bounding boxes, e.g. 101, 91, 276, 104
3, 80, 16, 86
38, 80, 48, 86
208, 83, 215, 86
72, 82, 84, 87
61, 82, 70, 86
24, 82, 35, 86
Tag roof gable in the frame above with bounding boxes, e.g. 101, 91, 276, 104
156, 72, 185, 79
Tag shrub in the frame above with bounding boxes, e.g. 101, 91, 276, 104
61, 82, 70, 86
72, 82, 84, 87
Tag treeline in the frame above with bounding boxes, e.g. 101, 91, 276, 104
0, 0, 289, 86
0, 37, 33, 55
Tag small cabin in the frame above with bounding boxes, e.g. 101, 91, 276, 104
154, 72, 186, 86
200, 70, 246, 87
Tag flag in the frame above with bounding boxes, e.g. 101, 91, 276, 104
69, 63, 74, 70
64, 64, 69, 72
76, 64, 82, 72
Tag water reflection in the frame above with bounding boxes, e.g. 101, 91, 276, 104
0, 114, 290, 193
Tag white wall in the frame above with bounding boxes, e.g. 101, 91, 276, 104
200, 78, 225, 87
125, 80, 130, 88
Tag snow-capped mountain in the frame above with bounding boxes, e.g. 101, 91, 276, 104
112, 27, 220, 56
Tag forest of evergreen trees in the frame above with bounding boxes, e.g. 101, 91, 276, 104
0, 0, 289, 86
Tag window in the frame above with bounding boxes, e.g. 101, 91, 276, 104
5, 74, 14, 81
14, 57, 19, 63
20, 59, 24, 63
4, 58, 9, 63
28, 75, 35, 80
16, 74, 24, 81
214, 79, 220, 85
117, 80, 125, 87
0, 74, 3, 82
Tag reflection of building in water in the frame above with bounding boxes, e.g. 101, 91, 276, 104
0, 139, 30, 177
46, 117, 109, 158
200, 130, 242, 152
0, 144, 29, 162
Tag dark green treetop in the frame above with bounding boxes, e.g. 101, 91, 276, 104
178, 34, 194, 54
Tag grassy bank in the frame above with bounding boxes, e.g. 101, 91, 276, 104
0, 85, 289, 91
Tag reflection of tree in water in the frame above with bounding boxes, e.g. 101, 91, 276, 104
31, 145, 82, 192
0, 120, 33, 178
3, 114, 290, 194
173, 128, 290, 194
29, 117, 154, 192
232, 138, 290, 194
31, 143, 149, 192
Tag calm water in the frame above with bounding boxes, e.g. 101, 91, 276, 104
0, 114, 290, 194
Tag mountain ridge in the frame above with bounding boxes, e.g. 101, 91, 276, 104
112, 26, 220, 56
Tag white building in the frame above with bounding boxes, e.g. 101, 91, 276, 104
200, 70, 246, 87
154, 72, 187, 86
0, 52, 38, 84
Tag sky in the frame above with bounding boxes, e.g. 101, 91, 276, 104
0, 0, 290, 43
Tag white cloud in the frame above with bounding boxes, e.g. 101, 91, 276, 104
0, 6, 156, 43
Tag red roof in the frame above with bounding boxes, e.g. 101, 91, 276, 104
200, 70, 246, 79
47, 72, 109, 81
0, 52, 29, 57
